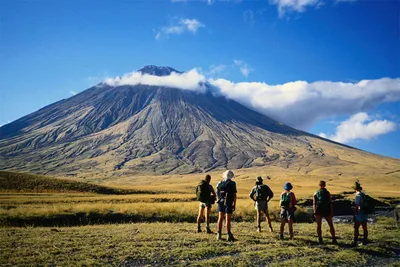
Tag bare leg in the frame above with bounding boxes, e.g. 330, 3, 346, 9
315, 215, 322, 238
217, 212, 224, 232
361, 222, 368, 243
280, 219, 286, 237
205, 207, 211, 228
325, 216, 336, 238
288, 219, 294, 239
264, 211, 273, 231
257, 211, 261, 229
197, 206, 205, 226
354, 221, 361, 245
226, 213, 232, 233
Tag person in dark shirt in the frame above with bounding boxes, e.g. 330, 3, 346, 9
249, 176, 274, 233
216, 170, 237, 241
196, 174, 216, 233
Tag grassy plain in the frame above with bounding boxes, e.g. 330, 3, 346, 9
1, 218, 399, 266
1, 165, 399, 266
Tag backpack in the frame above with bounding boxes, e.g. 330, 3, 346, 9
216, 180, 231, 203
255, 184, 271, 201
315, 189, 330, 213
361, 193, 375, 214
196, 180, 211, 203
280, 192, 292, 209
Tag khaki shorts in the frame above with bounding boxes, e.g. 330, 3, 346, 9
255, 200, 268, 212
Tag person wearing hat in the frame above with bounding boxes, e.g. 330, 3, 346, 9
313, 180, 338, 245
249, 176, 274, 233
216, 170, 237, 241
352, 181, 368, 247
279, 182, 297, 240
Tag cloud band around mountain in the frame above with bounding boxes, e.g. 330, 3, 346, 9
103, 69, 400, 137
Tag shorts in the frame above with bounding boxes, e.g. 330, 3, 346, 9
315, 208, 331, 218
199, 202, 212, 209
217, 202, 234, 214
355, 211, 368, 222
280, 208, 295, 221
255, 200, 268, 212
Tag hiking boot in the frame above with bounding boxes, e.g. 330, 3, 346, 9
289, 235, 294, 240
351, 241, 358, 247
362, 240, 368, 246
197, 226, 202, 233
279, 234, 284, 240
227, 232, 237, 242
318, 237, 323, 245
206, 227, 213, 234
332, 238, 338, 245
216, 232, 222, 240
257, 226, 261, 233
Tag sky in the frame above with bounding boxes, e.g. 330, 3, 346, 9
0, 0, 399, 158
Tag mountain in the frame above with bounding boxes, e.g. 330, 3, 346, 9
0, 66, 398, 177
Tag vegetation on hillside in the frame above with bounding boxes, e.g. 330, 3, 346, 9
0, 171, 153, 194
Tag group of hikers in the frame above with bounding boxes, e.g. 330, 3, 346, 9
196, 170, 370, 246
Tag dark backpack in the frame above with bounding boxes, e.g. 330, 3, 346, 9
361, 193, 375, 214
255, 184, 271, 201
196, 180, 211, 203
280, 192, 292, 209
315, 189, 330, 213
216, 180, 231, 203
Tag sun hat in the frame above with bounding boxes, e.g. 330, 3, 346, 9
223, 170, 234, 181
256, 176, 263, 183
283, 182, 293, 191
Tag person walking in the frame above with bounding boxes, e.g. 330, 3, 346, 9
249, 176, 274, 233
196, 174, 216, 233
352, 181, 368, 247
216, 170, 237, 241
313, 180, 338, 244
279, 182, 296, 240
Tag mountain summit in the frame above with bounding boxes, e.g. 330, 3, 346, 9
0, 66, 392, 177
138, 65, 182, 76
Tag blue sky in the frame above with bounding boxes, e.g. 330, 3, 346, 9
0, 0, 399, 158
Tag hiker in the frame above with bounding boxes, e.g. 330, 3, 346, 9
313, 180, 338, 244
196, 174, 216, 233
279, 182, 297, 240
395, 205, 400, 228
249, 176, 274, 232
216, 170, 237, 241
352, 181, 368, 246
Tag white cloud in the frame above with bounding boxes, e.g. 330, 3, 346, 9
208, 64, 227, 76
233, 60, 253, 77
270, 0, 319, 17
269, 0, 354, 17
319, 112, 396, 143
104, 69, 207, 91
103, 68, 400, 131
243, 10, 255, 25
155, 18, 204, 40
209, 77, 400, 129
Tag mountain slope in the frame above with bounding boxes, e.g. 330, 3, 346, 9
0, 66, 397, 177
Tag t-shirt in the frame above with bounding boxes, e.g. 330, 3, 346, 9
355, 191, 364, 209
216, 180, 237, 206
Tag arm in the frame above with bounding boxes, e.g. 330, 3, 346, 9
313, 193, 317, 214
266, 187, 273, 202
249, 188, 256, 202
233, 193, 237, 210
329, 192, 334, 217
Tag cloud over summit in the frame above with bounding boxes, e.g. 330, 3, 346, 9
104, 69, 400, 134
